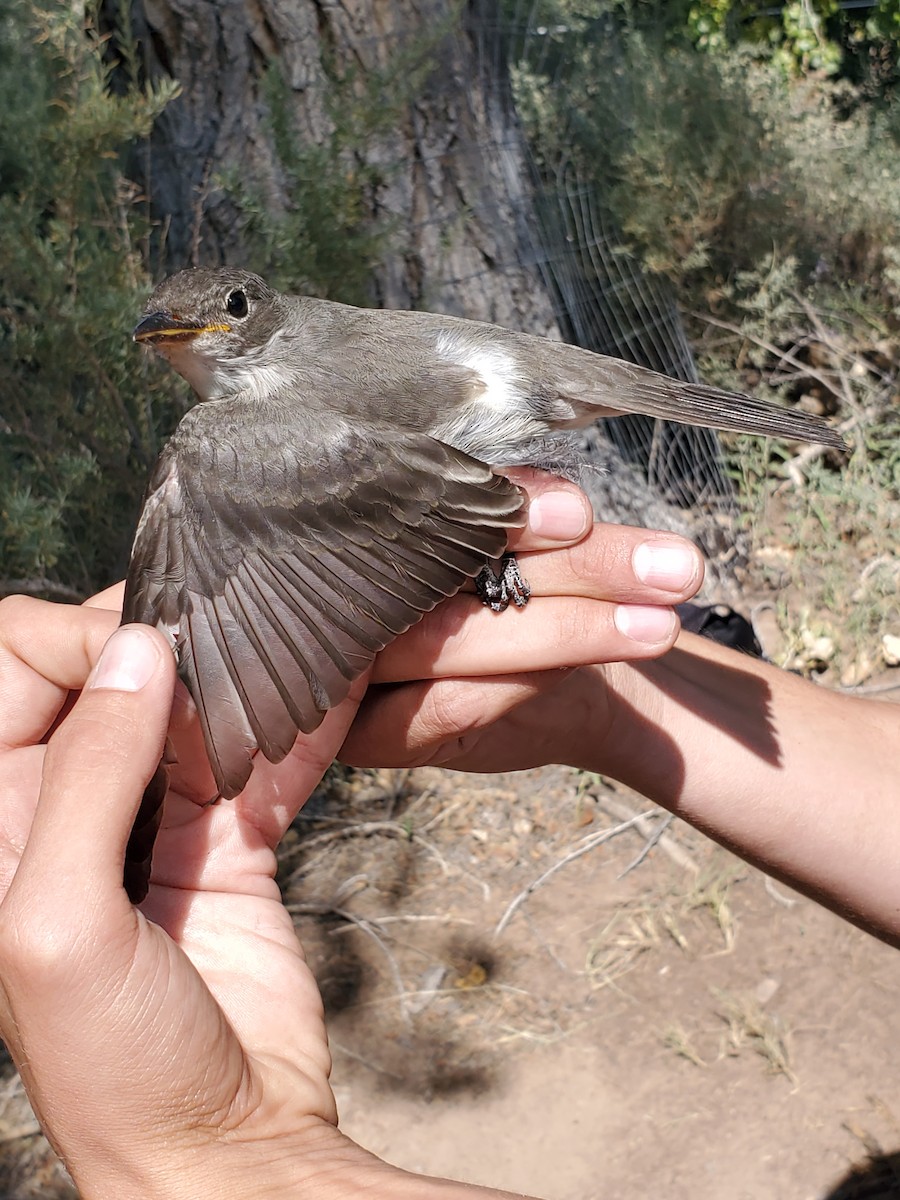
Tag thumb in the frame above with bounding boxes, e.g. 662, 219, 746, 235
10, 624, 175, 910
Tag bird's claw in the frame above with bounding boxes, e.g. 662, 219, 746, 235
475, 552, 531, 612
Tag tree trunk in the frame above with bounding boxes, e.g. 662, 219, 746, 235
126, 0, 560, 331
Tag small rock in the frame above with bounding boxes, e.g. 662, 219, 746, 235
756, 977, 780, 1005
797, 391, 827, 416
841, 652, 875, 688
801, 628, 834, 658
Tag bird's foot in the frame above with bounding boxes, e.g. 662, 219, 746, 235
475, 552, 531, 612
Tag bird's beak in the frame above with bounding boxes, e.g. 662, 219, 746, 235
133, 311, 231, 344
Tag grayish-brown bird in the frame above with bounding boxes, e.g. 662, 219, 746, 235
123, 266, 845, 900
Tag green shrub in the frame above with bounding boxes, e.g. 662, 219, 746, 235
510, 4, 900, 301
0, 0, 180, 594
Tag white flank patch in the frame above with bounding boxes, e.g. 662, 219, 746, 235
432, 329, 541, 459
435, 330, 521, 413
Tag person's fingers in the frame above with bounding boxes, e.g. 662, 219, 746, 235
460, 516, 704, 607
7, 624, 176, 910
215, 674, 372, 856
0, 596, 120, 749
83, 581, 125, 611
342, 670, 569, 768
514, 524, 703, 601
499, 469, 593, 550
373, 592, 680, 684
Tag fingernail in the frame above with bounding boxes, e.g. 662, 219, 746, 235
614, 605, 677, 644
89, 627, 159, 692
633, 541, 701, 593
528, 491, 590, 540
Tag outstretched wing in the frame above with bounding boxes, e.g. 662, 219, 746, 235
123, 398, 525, 801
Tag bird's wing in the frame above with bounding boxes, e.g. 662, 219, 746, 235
123, 402, 525, 800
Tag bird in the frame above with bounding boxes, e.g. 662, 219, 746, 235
122, 265, 845, 900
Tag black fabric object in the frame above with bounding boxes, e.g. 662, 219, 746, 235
677, 602, 763, 659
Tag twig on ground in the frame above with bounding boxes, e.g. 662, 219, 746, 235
294, 820, 416, 853
329, 1039, 407, 1082
618, 813, 676, 878
399, 785, 438, 821
597, 795, 699, 875
288, 818, 491, 901
783, 440, 834, 489
839, 679, 900, 696
494, 811, 659, 938
764, 877, 799, 908
419, 797, 465, 834
0, 1122, 41, 1144
328, 913, 476, 931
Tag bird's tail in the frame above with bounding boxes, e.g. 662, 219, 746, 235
611, 374, 846, 450
547, 343, 848, 451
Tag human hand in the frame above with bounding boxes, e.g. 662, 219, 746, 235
341, 511, 703, 773
0, 601, 371, 1197
0, 472, 606, 1197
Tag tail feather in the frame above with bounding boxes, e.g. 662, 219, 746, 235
546, 342, 848, 450
617, 376, 847, 450
124, 760, 168, 903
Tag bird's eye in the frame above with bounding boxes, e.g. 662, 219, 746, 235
226, 289, 249, 319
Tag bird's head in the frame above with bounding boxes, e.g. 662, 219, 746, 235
134, 267, 290, 401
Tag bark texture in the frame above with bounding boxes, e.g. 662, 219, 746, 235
127, 0, 559, 330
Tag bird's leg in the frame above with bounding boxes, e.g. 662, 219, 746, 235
475, 553, 531, 612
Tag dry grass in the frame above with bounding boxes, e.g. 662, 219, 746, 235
703, 295, 900, 686
714, 988, 796, 1083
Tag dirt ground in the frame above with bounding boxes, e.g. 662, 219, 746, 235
1, 750, 899, 1198
287, 760, 900, 1200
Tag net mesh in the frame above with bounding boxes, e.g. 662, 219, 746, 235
454, 1, 743, 577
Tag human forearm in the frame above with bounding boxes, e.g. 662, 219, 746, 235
589, 632, 900, 945
347, 573, 900, 947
